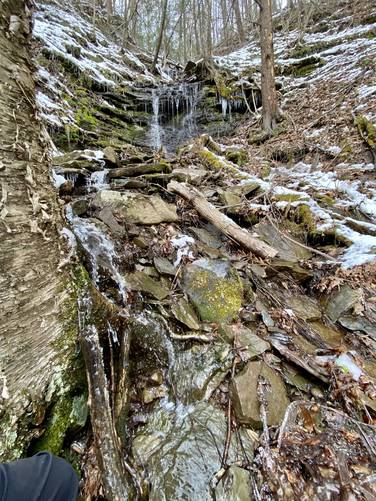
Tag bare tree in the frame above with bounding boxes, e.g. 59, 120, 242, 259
152, 0, 169, 71
255, 0, 279, 132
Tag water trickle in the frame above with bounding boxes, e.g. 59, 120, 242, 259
145, 82, 203, 152
68, 208, 127, 302
87, 169, 109, 191
148, 88, 162, 150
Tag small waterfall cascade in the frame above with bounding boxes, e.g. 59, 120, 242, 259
87, 168, 109, 191
145, 81, 203, 152
67, 206, 127, 302
149, 88, 163, 150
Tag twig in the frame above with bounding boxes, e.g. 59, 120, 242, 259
266, 214, 338, 262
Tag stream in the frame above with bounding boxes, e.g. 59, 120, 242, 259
63, 99, 257, 497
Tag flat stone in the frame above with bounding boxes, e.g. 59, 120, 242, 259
93, 190, 179, 225
182, 259, 243, 323
231, 361, 289, 427
215, 466, 252, 501
132, 402, 256, 501
219, 324, 270, 359
255, 222, 312, 262
268, 259, 313, 282
133, 236, 149, 249
190, 226, 223, 249
171, 297, 201, 330
309, 320, 344, 347
172, 167, 207, 185
154, 257, 176, 276
338, 315, 376, 340
218, 189, 241, 208
288, 295, 321, 321
125, 271, 169, 300
95, 207, 125, 236
71, 199, 89, 216
53, 149, 104, 172
142, 385, 167, 404
325, 285, 362, 322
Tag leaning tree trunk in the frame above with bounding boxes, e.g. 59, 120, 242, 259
0, 0, 79, 460
258, 0, 279, 132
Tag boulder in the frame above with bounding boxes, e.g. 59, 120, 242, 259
325, 285, 362, 322
93, 190, 179, 224
182, 259, 243, 323
103, 146, 118, 165
231, 361, 289, 427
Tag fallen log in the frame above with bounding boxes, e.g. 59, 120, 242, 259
167, 180, 278, 259
109, 161, 172, 178
80, 324, 132, 501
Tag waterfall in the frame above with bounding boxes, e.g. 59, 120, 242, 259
67, 207, 127, 302
146, 82, 203, 152
87, 169, 109, 191
148, 88, 162, 149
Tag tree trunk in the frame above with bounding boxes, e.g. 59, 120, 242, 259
152, 0, 168, 72
258, 0, 279, 132
234, 0, 246, 43
0, 0, 80, 460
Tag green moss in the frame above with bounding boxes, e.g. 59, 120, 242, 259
294, 204, 316, 233
225, 149, 248, 166
65, 43, 81, 58
261, 164, 271, 179
355, 114, 376, 148
274, 193, 309, 202
31, 394, 87, 455
185, 268, 243, 323
280, 56, 325, 77
314, 194, 336, 206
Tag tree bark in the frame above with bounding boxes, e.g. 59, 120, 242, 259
258, 0, 279, 132
234, 0, 246, 43
151, 0, 169, 72
167, 181, 278, 259
0, 0, 78, 459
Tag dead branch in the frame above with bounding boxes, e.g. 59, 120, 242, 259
167, 181, 278, 259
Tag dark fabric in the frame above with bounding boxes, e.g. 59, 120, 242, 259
0, 452, 79, 501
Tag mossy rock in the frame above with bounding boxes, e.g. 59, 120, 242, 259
225, 149, 248, 166
182, 259, 243, 323
31, 394, 88, 455
279, 56, 325, 77
355, 115, 376, 149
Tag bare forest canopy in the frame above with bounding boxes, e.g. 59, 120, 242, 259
72, 0, 309, 64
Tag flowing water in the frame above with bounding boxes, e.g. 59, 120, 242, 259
59, 82, 257, 498
145, 82, 203, 152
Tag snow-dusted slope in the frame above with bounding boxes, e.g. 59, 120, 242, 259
211, 6, 376, 269
33, 0, 173, 130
